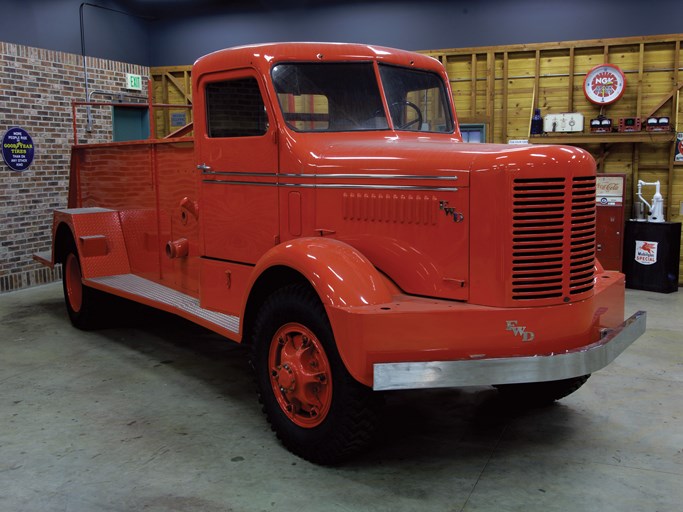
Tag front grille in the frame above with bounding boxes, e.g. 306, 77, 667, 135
569, 176, 597, 295
511, 176, 595, 302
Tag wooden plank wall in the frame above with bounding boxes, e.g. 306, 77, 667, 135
421, 34, 683, 283
150, 65, 193, 138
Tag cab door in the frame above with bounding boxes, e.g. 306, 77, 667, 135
195, 69, 279, 264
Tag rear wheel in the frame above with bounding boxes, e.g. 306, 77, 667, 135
494, 375, 591, 407
251, 284, 380, 464
62, 243, 104, 330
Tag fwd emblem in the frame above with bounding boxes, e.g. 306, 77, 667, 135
439, 200, 464, 222
505, 320, 535, 342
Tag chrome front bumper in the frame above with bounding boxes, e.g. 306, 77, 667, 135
373, 311, 646, 391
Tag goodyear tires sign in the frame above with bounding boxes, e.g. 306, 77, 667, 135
2, 128, 35, 172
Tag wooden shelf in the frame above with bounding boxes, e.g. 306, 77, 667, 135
529, 132, 676, 145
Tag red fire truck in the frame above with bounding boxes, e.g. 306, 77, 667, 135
36, 43, 645, 464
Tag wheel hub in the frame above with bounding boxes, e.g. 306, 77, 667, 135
274, 363, 296, 391
268, 323, 333, 428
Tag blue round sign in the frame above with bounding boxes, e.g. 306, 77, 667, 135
2, 128, 35, 172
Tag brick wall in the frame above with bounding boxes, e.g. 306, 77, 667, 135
0, 41, 149, 293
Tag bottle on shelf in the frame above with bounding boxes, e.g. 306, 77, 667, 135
530, 108, 543, 135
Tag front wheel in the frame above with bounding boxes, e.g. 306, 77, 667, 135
494, 375, 591, 407
251, 284, 380, 464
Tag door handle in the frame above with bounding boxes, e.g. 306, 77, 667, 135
197, 163, 212, 171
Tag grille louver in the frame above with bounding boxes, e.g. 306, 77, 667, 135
569, 176, 597, 295
511, 176, 595, 302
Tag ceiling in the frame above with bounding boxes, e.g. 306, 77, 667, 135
116, 0, 373, 18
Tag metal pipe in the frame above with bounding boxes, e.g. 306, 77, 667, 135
148, 78, 156, 139
79, 3, 92, 131
87, 90, 147, 103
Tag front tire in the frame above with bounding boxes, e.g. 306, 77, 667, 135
251, 284, 380, 464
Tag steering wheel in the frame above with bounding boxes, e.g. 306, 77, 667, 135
389, 100, 423, 130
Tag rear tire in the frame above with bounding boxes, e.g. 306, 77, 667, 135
251, 284, 381, 465
62, 243, 105, 330
494, 375, 591, 407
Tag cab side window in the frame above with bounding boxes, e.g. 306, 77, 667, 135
205, 78, 268, 138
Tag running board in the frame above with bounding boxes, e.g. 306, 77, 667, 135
85, 274, 240, 336
33, 251, 54, 268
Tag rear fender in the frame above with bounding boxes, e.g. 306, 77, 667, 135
53, 208, 130, 278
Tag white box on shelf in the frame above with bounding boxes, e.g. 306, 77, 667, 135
543, 113, 584, 133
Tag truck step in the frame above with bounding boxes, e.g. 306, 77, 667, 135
86, 274, 240, 336
32, 252, 53, 268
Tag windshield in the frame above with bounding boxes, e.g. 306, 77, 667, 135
378, 64, 454, 133
272, 62, 388, 132
271, 62, 453, 133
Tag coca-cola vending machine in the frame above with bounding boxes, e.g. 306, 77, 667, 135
596, 174, 626, 271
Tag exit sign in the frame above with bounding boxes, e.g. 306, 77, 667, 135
126, 73, 142, 91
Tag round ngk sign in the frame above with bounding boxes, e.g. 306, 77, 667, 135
584, 64, 626, 105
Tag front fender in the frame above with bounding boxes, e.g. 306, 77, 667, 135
248, 237, 394, 309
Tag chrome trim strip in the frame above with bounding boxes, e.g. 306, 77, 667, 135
202, 179, 458, 192
281, 173, 461, 180
86, 274, 240, 334
202, 180, 278, 187
202, 171, 275, 177
373, 311, 646, 391
203, 170, 461, 181
315, 184, 458, 191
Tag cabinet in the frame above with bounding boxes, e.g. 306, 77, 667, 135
623, 221, 681, 293
595, 174, 625, 271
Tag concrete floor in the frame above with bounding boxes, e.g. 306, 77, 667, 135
0, 283, 681, 512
